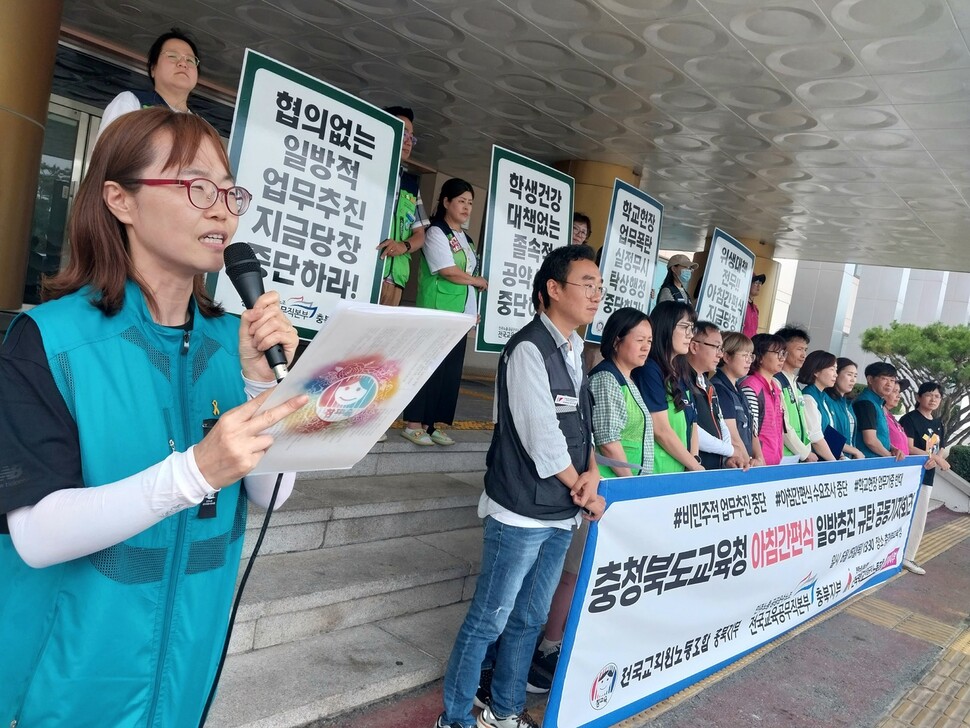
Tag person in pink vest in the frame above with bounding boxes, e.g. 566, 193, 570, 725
740, 334, 787, 465
743, 273, 765, 338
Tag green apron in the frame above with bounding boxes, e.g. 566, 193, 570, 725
653, 390, 689, 474
598, 384, 646, 478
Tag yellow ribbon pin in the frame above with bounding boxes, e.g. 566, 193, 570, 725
212, 400, 220, 416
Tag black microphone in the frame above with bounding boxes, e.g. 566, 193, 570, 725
223, 242, 288, 382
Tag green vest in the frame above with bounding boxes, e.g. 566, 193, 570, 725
778, 373, 809, 456
382, 170, 420, 287
597, 384, 646, 479
654, 390, 689, 474
416, 221, 473, 313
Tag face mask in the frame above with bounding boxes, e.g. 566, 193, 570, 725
679, 269, 692, 286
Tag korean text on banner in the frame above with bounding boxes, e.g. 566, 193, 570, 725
694, 228, 755, 334
586, 180, 662, 343
476, 145, 574, 353
214, 50, 402, 337
544, 456, 926, 728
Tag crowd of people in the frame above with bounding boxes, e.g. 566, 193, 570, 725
437, 253, 952, 728
12, 27, 951, 728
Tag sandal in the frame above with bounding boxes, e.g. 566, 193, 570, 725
401, 427, 434, 446
430, 429, 455, 446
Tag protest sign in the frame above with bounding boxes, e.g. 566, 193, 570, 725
545, 457, 925, 728
213, 50, 402, 337
476, 146, 573, 353
695, 229, 754, 333
252, 301, 475, 473
586, 180, 662, 343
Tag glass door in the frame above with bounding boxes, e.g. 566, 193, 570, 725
22, 98, 96, 304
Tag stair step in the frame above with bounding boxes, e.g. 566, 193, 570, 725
210, 603, 470, 728
242, 472, 485, 556
295, 431, 492, 480
230, 527, 483, 654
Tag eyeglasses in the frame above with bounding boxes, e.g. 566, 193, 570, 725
674, 322, 695, 336
162, 51, 201, 68
767, 349, 788, 359
695, 340, 723, 354
131, 178, 252, 216
738, 352, 756, 361
572, 224, 589, 237
562, 280, 604, 300
403, 131, 418, 146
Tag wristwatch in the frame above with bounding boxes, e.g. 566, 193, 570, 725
402, 240, 412, 252
693, 455, 702, 464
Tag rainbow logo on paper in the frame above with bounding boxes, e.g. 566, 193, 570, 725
285, 355, 399, 433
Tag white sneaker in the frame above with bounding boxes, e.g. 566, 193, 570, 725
902, 559, 926, 575
476, 706, 539, 728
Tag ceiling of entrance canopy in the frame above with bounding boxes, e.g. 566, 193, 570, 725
62, 0, 970, 270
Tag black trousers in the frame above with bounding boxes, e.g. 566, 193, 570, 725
402, 336, 467, 427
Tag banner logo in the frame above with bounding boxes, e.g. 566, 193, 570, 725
590, 663, 618, 710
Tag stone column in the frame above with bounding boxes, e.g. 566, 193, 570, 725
0, 1, 63, 309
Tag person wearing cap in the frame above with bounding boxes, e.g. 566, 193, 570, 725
657, 254, 697, 306
743, 273, 766, 338
853, 362, 901, 458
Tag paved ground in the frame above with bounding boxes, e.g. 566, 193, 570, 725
314, 505, 970, 728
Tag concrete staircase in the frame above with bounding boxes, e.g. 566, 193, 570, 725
207, 434, 492, 728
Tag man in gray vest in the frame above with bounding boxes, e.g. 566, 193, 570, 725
436, 245, 605, 728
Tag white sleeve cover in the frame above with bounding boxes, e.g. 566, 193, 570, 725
8, 448, 214, 568
9, 376, 298, 568
241, 374, 297, 509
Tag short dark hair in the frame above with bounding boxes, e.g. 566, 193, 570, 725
600, 307, 650, 361
382, 106, 414, 122
774, 324, 810, 344
533, 244, 595, 309
864, 361, 897, 379
573, 212, 592, 237
917, 381, 943, 397
797, 350, 837, 387
693, 320, 719, 339
751, 333, 786, 373
147, 28, 200, 82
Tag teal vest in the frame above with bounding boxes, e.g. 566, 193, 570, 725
854, 387, 890, 458
0, 282, 248, 727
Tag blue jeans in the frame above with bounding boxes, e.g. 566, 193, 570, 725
442, 516, 572, 726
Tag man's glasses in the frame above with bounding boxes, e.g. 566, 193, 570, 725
695, 340, 723, 354
403, 131, 418, 146
131, 178, 252, 216
162, 51, 201, 68
562, 280, 604, 300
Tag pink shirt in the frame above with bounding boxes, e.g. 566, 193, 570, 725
886, 410, 910, 455
743, 300, 759, 338
742, 372, 784, 465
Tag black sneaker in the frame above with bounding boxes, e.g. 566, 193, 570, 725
525, 642, 560, 694
435, 714, 464, 728
473, 666, 493, 709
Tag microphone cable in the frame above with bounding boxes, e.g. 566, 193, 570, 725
198, 471, 284, 727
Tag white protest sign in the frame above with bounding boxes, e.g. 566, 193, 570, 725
694, 228, 754, 333
476, 146, 573, 353
545, 457, 925, 728
586, 180, 662, 343
253, 301, 474, 473
214, 50, 401, 336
